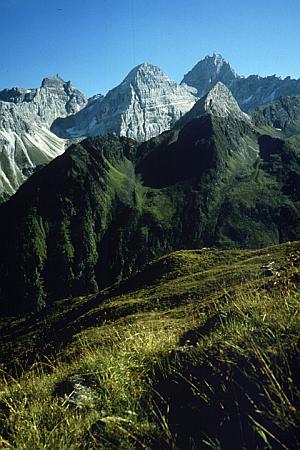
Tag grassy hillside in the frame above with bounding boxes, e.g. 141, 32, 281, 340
1, 113, 300, 315
252, 95, 300, 138
0, 241, 299, 449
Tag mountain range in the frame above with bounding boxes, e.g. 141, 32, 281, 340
0, 82, 299, 315
1, 53, 300, 201
51, 63, 196, 141
182, 53, 300, 110
0, 54, 300, 449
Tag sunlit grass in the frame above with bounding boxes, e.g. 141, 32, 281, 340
0, 243, 299, 448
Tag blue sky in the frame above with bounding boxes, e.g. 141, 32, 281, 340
1, 0, 299, 97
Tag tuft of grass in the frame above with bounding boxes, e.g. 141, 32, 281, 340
0, 311, 194, 449
0, 242, 299, 448
153, 288, 300, 449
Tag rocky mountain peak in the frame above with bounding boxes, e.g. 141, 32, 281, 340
176, 82, 250, 128
201, 82, 249, 119
41, 75, 66, 89
181, 53, 237, 98
52, 63, 196, 142
0, 76, 87, 201
181, 54, 300, 111
126, 62, 161, 76
206, 52, 227, 68
122, 62, 175, 89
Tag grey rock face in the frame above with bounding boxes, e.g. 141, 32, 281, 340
0, 102, 67, 199
52, 63, 196, 142
182, 53, 237, 99
182, 54, 300, 111
177, 82, 251, 127
0, 75, 87, 127
40, 75, 87, 117
53, 374, 96, 409
0, 75, 87, 200
0, 87, 36, 103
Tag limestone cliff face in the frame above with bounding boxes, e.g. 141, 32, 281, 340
0, 107, 66, 198
0, 76, 87, 200
0, 75, 87, 128
182, 53, 300, 111
51, 63, 196, 142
